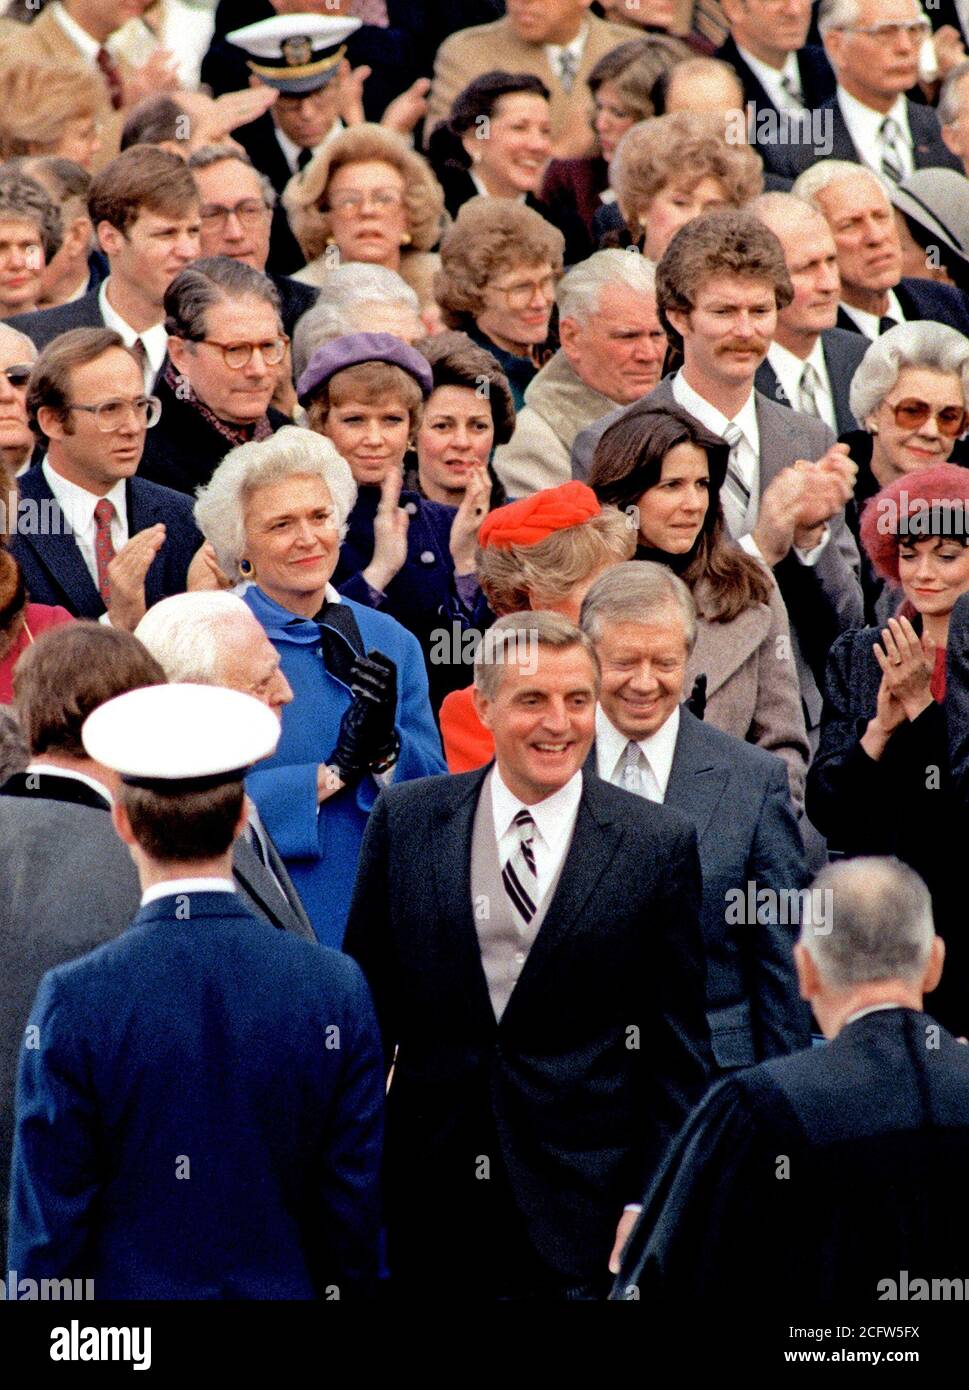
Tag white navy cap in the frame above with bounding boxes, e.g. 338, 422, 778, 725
82, 683, 280, 792
227, 13, 362, 94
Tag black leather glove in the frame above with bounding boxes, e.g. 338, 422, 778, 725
349, 650, 397, 746
328, 651, 399, 787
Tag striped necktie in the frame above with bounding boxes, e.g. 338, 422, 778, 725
879, 117, 906, 184
502, 808, 537, 928
798, 361, 821, 418
721, 420, 752, 532
556, 48, 578, 93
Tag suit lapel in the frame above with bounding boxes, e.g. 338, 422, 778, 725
18, 469, 104, 616
663, 713, 728, 845
755, 358, 786, 410
432, 767, 498, 1031
823, 335, 853, 434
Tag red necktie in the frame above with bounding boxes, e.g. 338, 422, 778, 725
96, 46, 124, 111
93, 499, 116, 605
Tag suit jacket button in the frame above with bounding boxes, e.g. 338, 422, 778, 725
404, 501, 418, 516
419, 550, 435, 565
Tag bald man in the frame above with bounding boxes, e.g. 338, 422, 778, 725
0, 324, 38, 479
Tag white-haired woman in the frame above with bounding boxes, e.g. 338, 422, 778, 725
194, 426, 446, 949
841, 321, 969, 624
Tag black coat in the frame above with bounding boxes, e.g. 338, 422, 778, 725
8, 288, 106, 352
614, 1008, 969, 1304
775, 93, 962, 181
433, 165, 593, 266
754, 326, 869, 437
343, 765, 713, 1289
836, 276, 969, 341
716, 36, 836, 178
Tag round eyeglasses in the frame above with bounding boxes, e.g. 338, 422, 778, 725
198, 199, 270, 229
65, 395, 162, 432
883, 397, 969, 438
193, 337, 289, 369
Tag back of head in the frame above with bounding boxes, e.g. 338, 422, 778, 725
134, 591, 255, 684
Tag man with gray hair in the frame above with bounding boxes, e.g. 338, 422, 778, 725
0, 323, 38, 478
941, 57, 969, 176
493, 250, 666, 497
292, 263, 423, 382
613, 855, 969, 1304
580, 561, 809, 1077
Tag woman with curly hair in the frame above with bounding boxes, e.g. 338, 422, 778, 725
589, 401, 809, 809
610, 110, 764, 260
282, 123, 446, 319
435, 197, 564, 411
0, 58, 103, 171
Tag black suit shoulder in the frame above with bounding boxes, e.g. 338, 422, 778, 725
677, 706, 786, 786
6, 292, 103, 350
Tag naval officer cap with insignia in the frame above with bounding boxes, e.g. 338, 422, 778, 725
227, 13, 363, 97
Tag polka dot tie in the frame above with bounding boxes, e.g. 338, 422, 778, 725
93, 498, 116, 606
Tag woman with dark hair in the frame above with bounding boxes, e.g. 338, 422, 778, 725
426, 71, 591, 264
806, 463, 969, 1035
589, 401, 809, 807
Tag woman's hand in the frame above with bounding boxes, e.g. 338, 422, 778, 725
875, 616, 934, 722
861, 668, 907, 761
448, 464, 491, 576
363, 469, 409, 593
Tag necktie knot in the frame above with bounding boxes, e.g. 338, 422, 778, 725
94, 499, 115, 527
779, 71, 802, 104
557, 49, 578, 92
722, 421, 744, 449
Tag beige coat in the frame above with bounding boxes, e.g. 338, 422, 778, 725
493, 349, 617, 498
425, 15, 632, 158
687, 574, 810, 813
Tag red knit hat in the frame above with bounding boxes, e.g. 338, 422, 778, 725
478, 481, 601, 550
860, 463, 969, 581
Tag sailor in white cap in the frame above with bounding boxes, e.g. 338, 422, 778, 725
8, 681, 384, 1298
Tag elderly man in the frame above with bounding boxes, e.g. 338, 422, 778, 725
138, 256, 290, 497
940, 58, 969, 175
613, 856, 969, 1303
792, 160, 969, 339
0, 174, 61, 322
345, 609, 712, 1299
494, 250, 665, 497
580, 562, 809, 1073
0, 325, 38, 478
425, 0, 631, 159
8, 681, 383, 1298
777, 0, 961, 181
751, 192, 868, 434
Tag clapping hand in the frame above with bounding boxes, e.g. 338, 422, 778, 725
873, 616, 934, 722
363, 469, 409, 593
107, 524, 166, 631
448, 464, 492, 575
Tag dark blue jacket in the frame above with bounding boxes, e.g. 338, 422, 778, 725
8, 891, 384, 1299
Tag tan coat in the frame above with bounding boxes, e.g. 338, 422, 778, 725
425, 15, 633, 158
687, 575, 810, 813
3, 7, 133, 168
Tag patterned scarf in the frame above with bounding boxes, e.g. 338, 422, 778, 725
163, 362, 274, 449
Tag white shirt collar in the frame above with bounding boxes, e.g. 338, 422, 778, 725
490, 762, 583, 854
737, 44, 803, 110
469, 169, 526, 203
50, 0, 102, 61
141, 877, 237, 906
837, 88, 912, 174
544, 20, 588, 68
42, 458, 128, 533
25, 761, 114, 805
766, 335, 834, 423
98, 280, 168, 385
844, 1002, 909, 1026
673, 369, 760, 449
595, 704, 679, 799
273, 118, 343, 175
839, 288, 905, 340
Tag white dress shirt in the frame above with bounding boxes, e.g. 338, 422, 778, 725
672, 369, 761, 535
98, 280, 168, 390
274, 119, 343, 176
42, 461, 129, 589
837, 88, 914, 181
839, 288, 906, 341
50, 1, 101, 62
25, 761, 113, 805
595, 704, 679, 803
544, 23, 588, 89
490, 764, 582, 913
738, 45, 804, 112
766, 336, 837, 433
141, 876, 236, 906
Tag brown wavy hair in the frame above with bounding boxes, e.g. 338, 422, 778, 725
435, 196, 565, 332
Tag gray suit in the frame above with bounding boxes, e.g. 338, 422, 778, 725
571, 374, 864, 725
0, 770, 315, 1263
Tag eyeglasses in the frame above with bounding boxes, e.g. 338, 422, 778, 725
327, 188, 405, 213
193, 337, 289, 369
884, 397, 969, 437
488, 273, 557, 309
198, 199, 270, 229
841, 19, 931, 40
66, 395, 161, 432
1, 364, 31, 388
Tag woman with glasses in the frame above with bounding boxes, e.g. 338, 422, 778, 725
282, 124, 446, 324
839, 322, 969, 625
435, 198, 565, 412
139, 257, 292, 497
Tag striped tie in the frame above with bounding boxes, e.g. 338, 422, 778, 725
879, 117, 906, 184
502, 808, 537, 927
721, 420, 752, 533
557, 48, 578, 93
798, 362, 821, 418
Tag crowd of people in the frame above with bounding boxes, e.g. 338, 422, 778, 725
4, 0, 969, 1311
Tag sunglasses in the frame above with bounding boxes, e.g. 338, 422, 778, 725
884, 397, 969, 438
1, 364, 31, 388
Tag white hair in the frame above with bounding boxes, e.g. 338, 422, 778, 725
0, 322, 37, 359
555, 249, 657, 324
194, 426, 357, 579
849, 321, 969, 424
800, 857, 935, 988
939, 59, 969, 127
792, 159, 891, 210
134, 592, 257, 683
816, 0, 862, 36
292, 263, 420, 380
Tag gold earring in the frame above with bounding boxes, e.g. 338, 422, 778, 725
400, 231, 412, 246
325, 235, 336, 246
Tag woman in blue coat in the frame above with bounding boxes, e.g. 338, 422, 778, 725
195, 425, 446, 948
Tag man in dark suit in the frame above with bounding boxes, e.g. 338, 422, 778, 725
580, 562, 810, 1073
612, 856, 969, 1303
7, 679, 383, 1297
6, 147, 200, 387
716, 0, 835, 177
792, 161, 969, 340
751, 191, 868, 434
344, 610, 712, 1299
773, 0, 962, 181
940, 56, 969, 175
10, 328, 202, 627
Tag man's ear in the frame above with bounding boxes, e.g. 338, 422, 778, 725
66, 216, 94, 259
36, 404, 66, 441
558, 315, 580, 358
471, 683, 494, 732
942, 122, 964, 160
111, 797, 137, 848
663, 306, 689, 343
167, 336, 190, 375
793, 941, 819, 1003
96, 220, 125, 258
923, 934, 945, 996
822, 29, 844, 73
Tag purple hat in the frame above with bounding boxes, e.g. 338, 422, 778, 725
297, 332, 434, 405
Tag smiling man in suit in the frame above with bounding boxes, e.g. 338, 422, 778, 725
344, 610, 712, 1299
580, 561, 810, 1074
10, 327, 202, 629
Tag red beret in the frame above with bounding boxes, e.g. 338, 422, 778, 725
860, 462, 969, 581
478, 481, 601, 550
